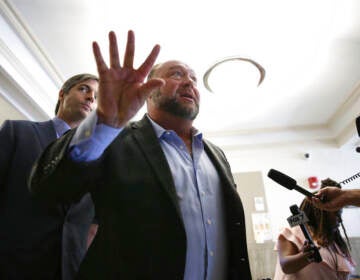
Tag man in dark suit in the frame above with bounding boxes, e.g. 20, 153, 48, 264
0, 73, 98, 279
29, 31, 252, 279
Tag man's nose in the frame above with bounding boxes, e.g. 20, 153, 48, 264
86, 91, 96, 103
183, 76, 196, 87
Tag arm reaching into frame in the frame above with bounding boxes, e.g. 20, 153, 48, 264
310, 187, 360, 211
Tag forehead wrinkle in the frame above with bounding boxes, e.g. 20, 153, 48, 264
165, 65, 197, 78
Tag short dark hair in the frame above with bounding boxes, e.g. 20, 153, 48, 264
55, 73, 98, 115
321, 178, 341, 189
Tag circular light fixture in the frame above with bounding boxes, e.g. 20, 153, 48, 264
203, 57, 266, 93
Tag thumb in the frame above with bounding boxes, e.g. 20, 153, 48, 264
140, 78, 164, 97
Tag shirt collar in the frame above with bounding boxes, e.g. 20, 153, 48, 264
146, 114, 202, 140
52, 117, 71, 138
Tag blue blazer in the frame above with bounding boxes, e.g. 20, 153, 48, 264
0, 119, 94, 280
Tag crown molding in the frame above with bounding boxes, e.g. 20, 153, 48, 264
0, 0, 63, 85
0, 5, 59, 120
0, 64, 49, 120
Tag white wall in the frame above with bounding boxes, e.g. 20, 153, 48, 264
224, 139, 360, 239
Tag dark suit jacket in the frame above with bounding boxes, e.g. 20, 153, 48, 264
0, 120, 95, 280
29, 116, 252, 280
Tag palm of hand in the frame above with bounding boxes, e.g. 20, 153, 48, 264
93, 30, 163, 127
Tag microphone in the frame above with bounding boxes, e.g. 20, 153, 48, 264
288, 204, 322, 263
267, 169, 316, 198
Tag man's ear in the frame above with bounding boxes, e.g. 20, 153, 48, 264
57, 90, 66, 109
59, 90, 65, 100
146, 89, 155, 101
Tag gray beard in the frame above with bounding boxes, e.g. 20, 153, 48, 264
152, 92, 199, 121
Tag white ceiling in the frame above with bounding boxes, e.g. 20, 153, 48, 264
1, 0, 360, 151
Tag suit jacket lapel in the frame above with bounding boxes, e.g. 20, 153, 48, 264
203, 139, 235, 190
31, 120, 69, 215
131, 116, 183, 220
32, 120, 57, 148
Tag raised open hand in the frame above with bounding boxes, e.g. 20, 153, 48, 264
92, 30, 164, 127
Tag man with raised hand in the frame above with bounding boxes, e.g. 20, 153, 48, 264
29, 31, 252, 280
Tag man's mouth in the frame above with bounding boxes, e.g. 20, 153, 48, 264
179, 92, 195, 103
82, 104, 92, 112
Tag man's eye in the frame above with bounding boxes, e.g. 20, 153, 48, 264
79, 86, 89, 93
170, 71, 182, 78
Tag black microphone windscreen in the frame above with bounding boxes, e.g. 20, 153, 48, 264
267, 169, 297, 190
290, 204, 300, 215
356, 146, 360, 153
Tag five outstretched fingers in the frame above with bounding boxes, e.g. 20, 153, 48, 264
94, 30, 161, 82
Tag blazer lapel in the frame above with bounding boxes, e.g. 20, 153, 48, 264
203, 139, 236, 189
131, 116, 183, 220
32, 120, 69, 215
32, 120, 57, 148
